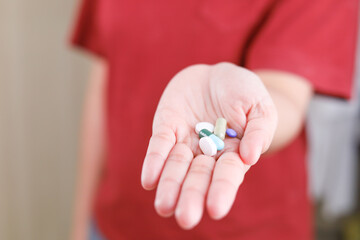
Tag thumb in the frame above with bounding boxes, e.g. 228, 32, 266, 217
239, 101, 277, 165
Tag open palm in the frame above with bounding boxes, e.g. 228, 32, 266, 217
141, 62, 277, 229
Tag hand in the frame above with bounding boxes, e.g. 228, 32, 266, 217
141, 62, 278, 229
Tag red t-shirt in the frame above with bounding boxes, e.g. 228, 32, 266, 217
71, 0, 358, 239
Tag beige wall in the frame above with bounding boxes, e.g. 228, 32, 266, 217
0, 0, 90, 239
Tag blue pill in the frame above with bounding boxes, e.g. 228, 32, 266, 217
209, 134, 224, 151
226, 128, 237, 138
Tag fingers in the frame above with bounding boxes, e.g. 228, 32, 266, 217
154, 143, 193, 217
141, 126, 176, 190
206, 152, 250, 220
175, 155, 215, 229
240, 101, 277, 165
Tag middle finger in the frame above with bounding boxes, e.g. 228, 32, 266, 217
175, 155, 215, 229
154, 143, 193, 217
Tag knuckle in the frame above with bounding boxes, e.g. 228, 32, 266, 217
152, 132, 175, 144
213, 178, 238, 191
175, 143, 194, 156
146, 151, 165, 161
189, 164, 212, 176
250, 100, 276, 121
161, 177, 181, 185
220, 157, 242, 170
167, 153, 191, 164
183, 186, 205, 197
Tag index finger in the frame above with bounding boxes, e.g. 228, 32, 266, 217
141, 125, 176, 190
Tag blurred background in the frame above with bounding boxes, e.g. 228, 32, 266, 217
0, 0, 90, 239
0, 0, 359, 239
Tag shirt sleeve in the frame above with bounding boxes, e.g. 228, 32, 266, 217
70, 0, 105, 57
246, 0, 359, 99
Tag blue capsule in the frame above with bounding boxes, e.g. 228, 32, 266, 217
209, 134, 224, 151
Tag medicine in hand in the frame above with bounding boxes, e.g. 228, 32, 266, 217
196, 118, 232, 156
199, 129, 224, 151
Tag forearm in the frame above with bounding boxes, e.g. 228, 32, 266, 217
254, 70, 313, 152
71, 60, 107, 240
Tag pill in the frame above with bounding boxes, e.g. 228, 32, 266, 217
199, 129, 224, 150
214, 118, 227, 140
199, 129, 212, 138
226, 128, 237, 138
210, 135, 224, 150
199, 136, 217, 156
195, 122, 214, 134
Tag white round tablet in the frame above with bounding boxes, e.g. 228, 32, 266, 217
199, 136, 217, 156
195, 122, 215, 134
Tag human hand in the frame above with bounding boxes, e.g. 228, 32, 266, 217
141, 62, 278, 229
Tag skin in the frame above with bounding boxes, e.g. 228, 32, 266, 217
71, 60, 107, 240
71, 60, 313, 239
141, 62, 313, 229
